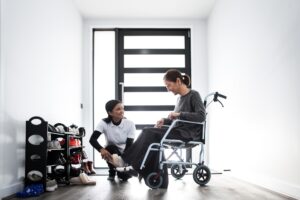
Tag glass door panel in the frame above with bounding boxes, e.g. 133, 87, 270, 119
125, 111, 170, 125
124, 73, 165, 86
124, 92, 178, 106
124, 54, 185, 68
93, 30, 116, 168
124, 36, 185, 49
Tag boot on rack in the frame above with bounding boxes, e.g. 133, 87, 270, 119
87, 161, 96, 175
82, 162, 91, 175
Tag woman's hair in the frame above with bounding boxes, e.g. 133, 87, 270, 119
163, 69, 191, 86
103, 99, 121, 123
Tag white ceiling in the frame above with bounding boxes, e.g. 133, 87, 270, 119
73, 0, 216, 20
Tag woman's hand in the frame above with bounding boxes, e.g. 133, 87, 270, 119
100, 148, 112, 161
155, 118, 164, 128
168, 112, 180, 120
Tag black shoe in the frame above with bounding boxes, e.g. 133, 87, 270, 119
117, 172, 132, 182
107, 175, 115, 181
138, 174, 143, 183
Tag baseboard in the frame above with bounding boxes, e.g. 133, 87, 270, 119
231, 171, 300, 200
0, 181, 23, 200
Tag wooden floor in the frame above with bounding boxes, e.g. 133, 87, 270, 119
8, 173, 294, 200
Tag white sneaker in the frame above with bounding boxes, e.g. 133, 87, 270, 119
46, 179, 58, 192
116, 166, 138, 177
116, 166, 134, 172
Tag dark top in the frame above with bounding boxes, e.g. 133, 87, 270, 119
164, 89, 206, 141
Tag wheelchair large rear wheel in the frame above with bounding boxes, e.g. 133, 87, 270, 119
145, 172, 163, 189
193, 165, 211, 186
171, 164, 187, 179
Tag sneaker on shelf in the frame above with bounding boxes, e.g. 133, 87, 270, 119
27, 171, 43, 182
47, 140, 61, 149
55, 153, 66, 165
69, 138, 77, 147
46, 179, 58, 192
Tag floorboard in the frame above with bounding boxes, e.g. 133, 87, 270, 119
6, 173, 295, 200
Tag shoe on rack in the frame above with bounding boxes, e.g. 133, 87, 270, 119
82, 150, 88, 160
70, 152, 82, 164
87, 161, 96, 175
53, 165, 65, 176
69, 138, 81, 147
46, 179, 58, 192
47, 140, 61, 149
27, 171, 43, 181
55, 153, 66, 165
82, 162, 91, 175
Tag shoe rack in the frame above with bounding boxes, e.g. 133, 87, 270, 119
25, 116, 48, 190
25, 116, 84, 190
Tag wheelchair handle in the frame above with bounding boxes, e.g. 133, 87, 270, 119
215, 92, 227, 99
204, 91, 227, 107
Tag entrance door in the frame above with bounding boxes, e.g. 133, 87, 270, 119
93, 29, 191, 168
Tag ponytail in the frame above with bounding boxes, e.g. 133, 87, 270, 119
164, 69, 191, 86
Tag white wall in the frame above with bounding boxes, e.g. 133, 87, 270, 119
207, 0, 300, 198
0, 0, 82, 198
82, 19, 208, 163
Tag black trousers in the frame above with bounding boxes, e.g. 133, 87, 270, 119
105, 145, 131, 180
122, 127, 184, 188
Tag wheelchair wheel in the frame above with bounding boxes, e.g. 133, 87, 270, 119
193, 165, 211, 186
145, 172, 163, 189
171, 164, 187, 179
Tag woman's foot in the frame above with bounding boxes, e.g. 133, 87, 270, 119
109, 154, 125, 167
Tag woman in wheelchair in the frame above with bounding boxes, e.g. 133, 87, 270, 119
109, 69, 206, 188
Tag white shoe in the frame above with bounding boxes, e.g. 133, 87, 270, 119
116, 166, 134, 172
79, 173, 96, 185
116, 166, 138, 177
110, 154, 125, 167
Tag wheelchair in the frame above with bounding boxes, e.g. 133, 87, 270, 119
139, 92, 227, 189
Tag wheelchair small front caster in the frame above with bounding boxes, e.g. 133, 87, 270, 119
171, 164, 187, 179
193, 165, 211, 186
145, 172, 163, 189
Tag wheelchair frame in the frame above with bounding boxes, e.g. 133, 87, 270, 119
139, 92, 226, 189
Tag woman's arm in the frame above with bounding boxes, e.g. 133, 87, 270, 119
124, 138, 134, 151
89, 130, 103, 152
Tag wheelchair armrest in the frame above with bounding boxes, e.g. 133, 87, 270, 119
163, 139, 185, 144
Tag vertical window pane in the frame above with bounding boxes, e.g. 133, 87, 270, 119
94, 31, 115, 168
124, 36, 185, 49
124, 54, 185, 68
